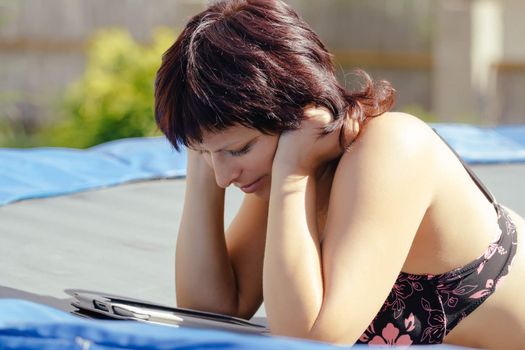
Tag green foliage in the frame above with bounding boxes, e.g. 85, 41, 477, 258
46, 27, 176, 148
0, 92, 33, 148
0, 118, 35, 148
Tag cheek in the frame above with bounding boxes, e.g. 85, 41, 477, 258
259, 141, 278, 165
243, 148, 274, 173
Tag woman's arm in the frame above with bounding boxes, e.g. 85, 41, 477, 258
264, 170, 323, 335
263, 113, 436, 343
176, 150, 233, 313
175, 150, 266, 318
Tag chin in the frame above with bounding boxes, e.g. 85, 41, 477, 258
256, 180, 271, 201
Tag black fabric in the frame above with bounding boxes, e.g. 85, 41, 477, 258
356, 131, 518, 345
357, 204, 517, 345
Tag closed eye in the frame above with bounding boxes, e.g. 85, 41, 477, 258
228, 143, 252, 157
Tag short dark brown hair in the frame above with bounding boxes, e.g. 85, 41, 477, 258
155, 0, 395, 151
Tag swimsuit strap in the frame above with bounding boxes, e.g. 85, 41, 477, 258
432, 128, 497, 206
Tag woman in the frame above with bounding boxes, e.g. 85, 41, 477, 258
154, 0, 525, 347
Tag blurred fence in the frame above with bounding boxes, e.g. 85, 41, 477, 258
0, 0, 523, 145
289, 0, 434, 118
495, 63, 525, 123
0, 0, 206, 131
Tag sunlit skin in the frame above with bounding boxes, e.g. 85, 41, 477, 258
157, 0, 525, 345
192, 127, 279, 199
192, 107, 351, 200
177, 108, 525, 347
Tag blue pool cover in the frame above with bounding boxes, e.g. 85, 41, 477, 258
0, 299, 472, 349
0, 299, 336, 350
1, 124, 525, 206
0, 137, 186, 206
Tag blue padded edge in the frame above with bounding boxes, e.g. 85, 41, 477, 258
1, 124, 525, 206
0, 299, 473, 349
492, 125, 525, 148
430, 123, 525, 164
0, 137, 186, 206
0, 299, 337, 350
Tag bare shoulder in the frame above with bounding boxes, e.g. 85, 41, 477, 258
359, 111, 435, 143
315, 112, 439, 342
345, 111, 437, 169
328, 111, 438, 233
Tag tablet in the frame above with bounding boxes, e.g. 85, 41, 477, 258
66, 289, 268, 334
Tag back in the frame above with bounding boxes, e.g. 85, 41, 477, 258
401, 126, 501, 275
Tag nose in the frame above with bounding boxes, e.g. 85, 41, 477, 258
211, 155, 241, 189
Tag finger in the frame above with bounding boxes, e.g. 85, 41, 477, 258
303, 106, 332, 124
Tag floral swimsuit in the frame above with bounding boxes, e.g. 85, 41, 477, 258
357, 134, 519, 346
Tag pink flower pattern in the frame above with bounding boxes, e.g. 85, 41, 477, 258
357, 204, 517, 346
368, 323, 413, 345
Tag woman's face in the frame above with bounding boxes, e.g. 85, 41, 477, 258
195, 125, 279, 199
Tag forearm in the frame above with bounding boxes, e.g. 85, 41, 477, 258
175, 154, 238, 315
263, 170, 324, 337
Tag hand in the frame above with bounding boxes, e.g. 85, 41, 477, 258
273, 106, 337, 177
186, 148, 223, 191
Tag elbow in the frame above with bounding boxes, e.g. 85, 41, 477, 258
307, 320, 362, 346
268, 319, 358, 345
176, 295, 239, 318
306, 328, 357, 346
176, 293, 258, 320
267, 319, 318, 342
286, 330, 356, 346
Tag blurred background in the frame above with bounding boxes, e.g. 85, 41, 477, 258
0, 0, 524, 149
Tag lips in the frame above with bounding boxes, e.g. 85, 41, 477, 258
239, 176, 264, 193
